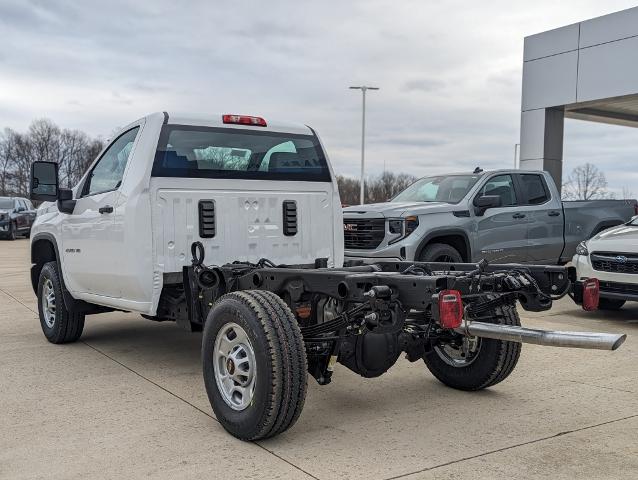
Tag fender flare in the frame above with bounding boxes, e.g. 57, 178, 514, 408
589, 220, 624, 238
414, 228, 472, 262
30, 233, 96, 313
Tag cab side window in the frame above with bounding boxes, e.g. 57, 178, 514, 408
520, 174, 549, 205
84, 127, 139, 196
480, 174, 517, 206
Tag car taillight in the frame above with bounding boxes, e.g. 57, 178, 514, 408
582, 278, 599, 311
438, 289, 463, 329
222, 114, 267, 127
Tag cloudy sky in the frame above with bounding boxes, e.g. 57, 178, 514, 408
1, 0, 638, 195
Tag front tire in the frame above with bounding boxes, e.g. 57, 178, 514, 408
424, 299, 521, 390
8, 221, 17, 240
419, 243, 463, 263
598, 298, 625, 310
202, 290, 307, 441
37, 262, 85, 343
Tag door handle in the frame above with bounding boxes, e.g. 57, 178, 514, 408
548, 211, 560, 217
99, 205, 114, 214
512, 213, 526, 219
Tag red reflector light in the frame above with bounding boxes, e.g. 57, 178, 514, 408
438, 289, 463, 329
582, 278, 600, 311
222, 114, 267, 127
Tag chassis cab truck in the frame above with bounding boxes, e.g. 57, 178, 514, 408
29, 112, 625, 441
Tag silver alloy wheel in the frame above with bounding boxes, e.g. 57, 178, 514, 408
213, 322, 257, 411
434, 335, 482, 367
42, 278, 56, 328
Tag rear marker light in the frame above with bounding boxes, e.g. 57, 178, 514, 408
438, 289, 463, 329
222, 114, 267, 127
582, 278, 600, 311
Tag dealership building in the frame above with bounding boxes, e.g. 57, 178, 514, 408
520, 6, 638, 190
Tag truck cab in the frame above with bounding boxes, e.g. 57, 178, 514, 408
30, 112, 343, 316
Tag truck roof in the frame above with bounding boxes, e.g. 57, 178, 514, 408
160, 112, 314, 136
435, 169, 549, 177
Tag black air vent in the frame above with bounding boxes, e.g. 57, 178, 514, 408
198, 200, 216, 238
283, 200, 298, 236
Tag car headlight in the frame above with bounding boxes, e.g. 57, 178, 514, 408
388, 216, 419, 244
576, 241, 589, 256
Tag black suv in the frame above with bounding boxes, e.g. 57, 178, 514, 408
0, 197, 36, 240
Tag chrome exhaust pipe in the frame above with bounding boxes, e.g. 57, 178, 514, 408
455, 320, 626, 351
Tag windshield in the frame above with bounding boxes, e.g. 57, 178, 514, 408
152, 126, 331, 182
0, 198, 14, 209
392, 175, 480, 204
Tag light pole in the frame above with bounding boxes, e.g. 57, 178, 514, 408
350, 85, 379, 204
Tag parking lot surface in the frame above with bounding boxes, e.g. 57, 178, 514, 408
1, 239, 638, 479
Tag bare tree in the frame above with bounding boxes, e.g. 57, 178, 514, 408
0, 119, 104, 197
621, 186, 634, 200
0, 128, 19, 196
562, 163, 612, 200
337, 172, 418, 206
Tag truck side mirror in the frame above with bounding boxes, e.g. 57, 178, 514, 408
30, 161, 59, 201
474, 195, 501, 216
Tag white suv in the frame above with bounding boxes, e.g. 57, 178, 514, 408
572, 217, 638, 310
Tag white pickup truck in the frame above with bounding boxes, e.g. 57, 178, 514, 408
29, 112, 625, 441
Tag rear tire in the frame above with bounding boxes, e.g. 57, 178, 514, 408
424, 299, 521, 391
419, 243, 463, 263
37, 262, 85, 344
202, 290, 307, 440
598, 298, 625, 310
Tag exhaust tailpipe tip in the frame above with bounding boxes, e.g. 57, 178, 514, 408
611, 334, 627, 351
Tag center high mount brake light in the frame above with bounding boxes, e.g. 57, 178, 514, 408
222, 114, 267, 127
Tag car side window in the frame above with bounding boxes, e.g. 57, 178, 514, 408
480, 174, 517, 206
520, 174, 549, 205
84, 127, 140, 197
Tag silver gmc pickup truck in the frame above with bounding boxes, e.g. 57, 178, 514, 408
343, 169, 638, 265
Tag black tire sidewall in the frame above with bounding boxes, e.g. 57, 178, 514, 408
424, 302, 521, 391
37, 263, 64, 341
424, 336, 504, 389
202, 297, 276, 439
419, 243, 463, 263
9, 222, 16, 240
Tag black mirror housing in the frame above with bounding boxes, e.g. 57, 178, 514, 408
474, 195, 501, 216
30, 161, 59, 201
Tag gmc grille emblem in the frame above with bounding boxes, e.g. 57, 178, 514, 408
344, 223, 357, 231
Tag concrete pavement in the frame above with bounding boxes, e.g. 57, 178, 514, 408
1, 238, 637, 479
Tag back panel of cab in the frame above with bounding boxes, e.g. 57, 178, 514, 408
151, 178, 336, 273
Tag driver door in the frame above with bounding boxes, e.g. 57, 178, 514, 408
61, 126, 141, 297
473, 174, 529, 263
